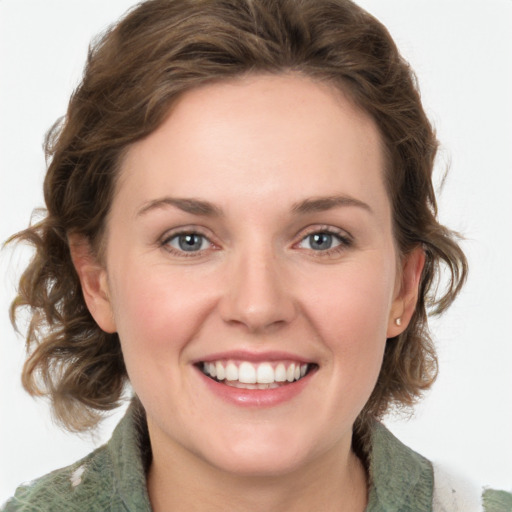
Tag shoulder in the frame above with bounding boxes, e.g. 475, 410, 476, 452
432, 461, 512, 512
1, 445, 117, 512
482, 489, 512, 512
1, 400, 151, 512
369, 422, 512, 512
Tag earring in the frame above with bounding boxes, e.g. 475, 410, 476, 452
395, 317, 402, 326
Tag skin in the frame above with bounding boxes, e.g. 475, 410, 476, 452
71, 73, 424, 512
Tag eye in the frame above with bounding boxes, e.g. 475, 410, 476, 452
299, 232, 341, 251
296, 229, 352, 253
165, 232, 211, 253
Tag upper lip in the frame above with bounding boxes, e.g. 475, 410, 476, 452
193, 350, 315, 365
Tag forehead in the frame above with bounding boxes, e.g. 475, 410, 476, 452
116, 73, 388, 218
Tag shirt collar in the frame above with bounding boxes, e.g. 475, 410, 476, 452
108, 399, 153, 511
366, 422, 434, 512
109, 402, 434, 511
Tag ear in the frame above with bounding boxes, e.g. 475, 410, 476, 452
387, 246, 425, 338
68, 233, 117, 333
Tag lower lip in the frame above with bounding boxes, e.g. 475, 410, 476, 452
196, 367, 315, 407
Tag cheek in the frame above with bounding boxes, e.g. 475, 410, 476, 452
108, 267, 213, 366
107, 268, 219, 414
304, 256, 395, 371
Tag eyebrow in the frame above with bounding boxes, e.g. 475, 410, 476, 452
291, 195, 373, 215
137, 194, 372, 218
137, 197, 223, 217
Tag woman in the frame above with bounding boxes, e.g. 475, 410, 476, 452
2, 0, 511, 510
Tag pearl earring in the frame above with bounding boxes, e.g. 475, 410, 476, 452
395, 317, 402, 326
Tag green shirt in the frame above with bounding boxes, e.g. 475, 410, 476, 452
3, 402, 511, 511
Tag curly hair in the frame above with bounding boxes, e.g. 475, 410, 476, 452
9, 0, 467, 436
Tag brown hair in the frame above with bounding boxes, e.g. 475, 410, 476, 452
9, 0, 467, 436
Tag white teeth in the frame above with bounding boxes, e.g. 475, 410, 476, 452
239, 362, 256, 384
201, 360, 311, 385
225, 381, 280, 390
256, 362, 275, 384
226, 362, 238, 381
216, 361, 225, 380
275, 363, 287, 382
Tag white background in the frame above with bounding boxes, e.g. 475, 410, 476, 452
1, 0, 511, 503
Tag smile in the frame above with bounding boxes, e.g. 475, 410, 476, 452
200, 360, 313, 389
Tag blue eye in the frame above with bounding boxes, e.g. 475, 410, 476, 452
298, 232, 345, 251
166, 233, 210, 252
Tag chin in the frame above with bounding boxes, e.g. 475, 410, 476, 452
193, 427, 324, 478
208, 448, 309, 478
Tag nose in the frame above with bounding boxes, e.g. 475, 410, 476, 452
218, 247, 297, 333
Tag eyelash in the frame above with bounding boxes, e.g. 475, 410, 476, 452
159, 226, 353, 257
294, 226, 353, 257
160, 228, 216, 257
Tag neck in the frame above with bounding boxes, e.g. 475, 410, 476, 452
147, 425, 368, 512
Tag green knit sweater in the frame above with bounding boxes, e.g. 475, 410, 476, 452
2, 402, 511, 511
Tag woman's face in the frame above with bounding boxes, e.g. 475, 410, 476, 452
84, 74, 421, 477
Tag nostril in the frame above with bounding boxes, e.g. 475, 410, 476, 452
219, 298, 297, 333
218, 257, 296, 330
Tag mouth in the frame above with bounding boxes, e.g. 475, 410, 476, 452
197, 359, 317, 390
